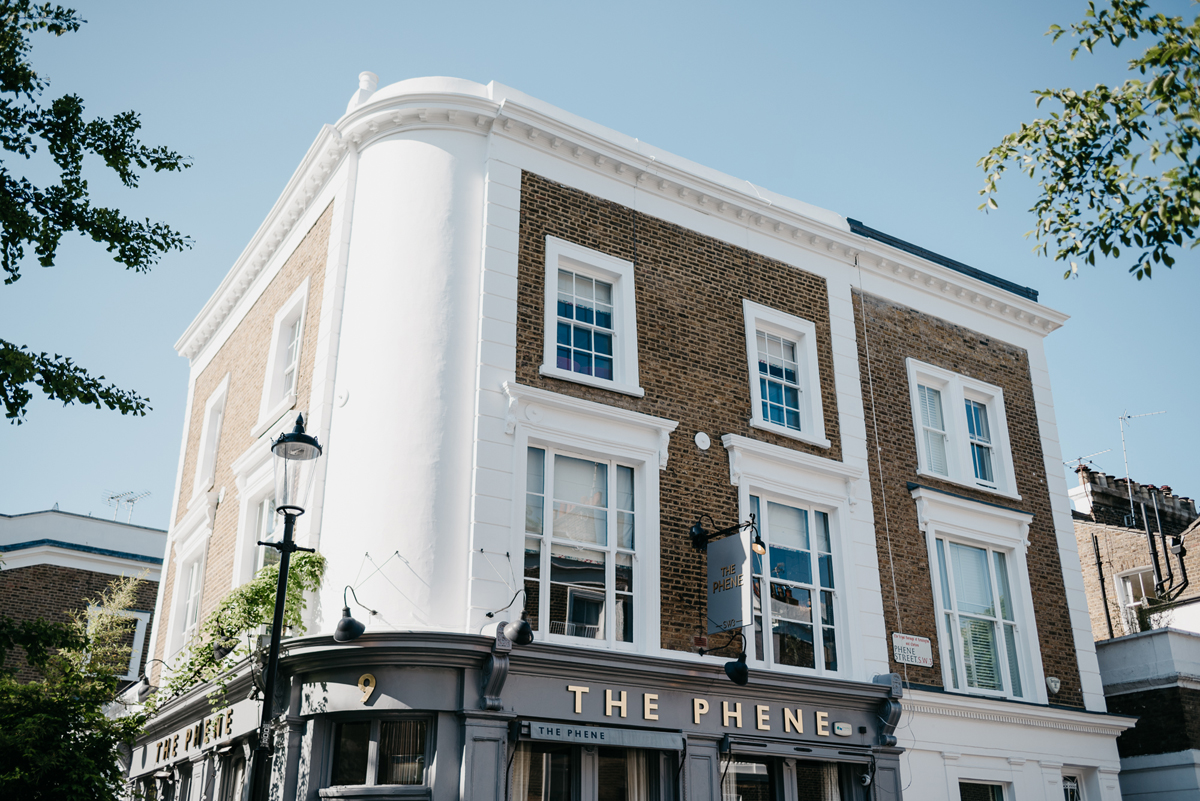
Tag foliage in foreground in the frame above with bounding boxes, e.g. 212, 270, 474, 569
980, 0, 1200, 280
156, 551, 326, 707
0, 576, 147, 800
0, 2, 191, 423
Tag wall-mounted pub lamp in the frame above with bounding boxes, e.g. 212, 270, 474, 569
334, 586, 377, 643
700, 630, 749, 686
132, 658, 172, 703
688, 513, 764, 555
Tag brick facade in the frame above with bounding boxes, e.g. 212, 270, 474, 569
1105, 685, 1200, 757
0, 563, 158, 683
515, 172, 841, 654
1072, 467, 1199, 640
155, 202, 333, 669
851, 290, 1085, 708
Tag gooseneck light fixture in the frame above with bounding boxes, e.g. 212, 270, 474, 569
247, 414, 323, 801
699, 630, 750, 686
689, 513, 762, 554
334, 586, 376, 643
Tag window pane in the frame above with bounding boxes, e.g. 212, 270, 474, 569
961, 617, 1002, 691
615, 593, 633, 643
919, 385, 945, 430
513, 742, 572, 801
767, 502, 808, 550
558, 269, 573, 294
330, 721, 370, 786
767, 546, 811, 585
594, 356, 613, 381
820, 590, 835, 627
818, 555, 834, 589
795, 762, 842, 801
772, 618, 815, 668
936, 539, 953, 610
553, 455, 608, 545
959, 782, 1005, 801
549, 545, 606, 639
822, 625, 838, 672
950, 543, 995, 616
377, 720, 428, 785
944, 612, 960, 689
814, 511, 831, 553
1003, 623, 1022, 697
972, 442, 994, 483
722, 760, 771, 801
752, 578, 764, 661
993, 552, 1014, 621
965, 400, 991, 443
770, 584, 811, 623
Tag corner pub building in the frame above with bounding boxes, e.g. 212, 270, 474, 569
131, 75, 1131, 801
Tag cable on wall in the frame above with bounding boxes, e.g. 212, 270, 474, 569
854, 257, 907, 682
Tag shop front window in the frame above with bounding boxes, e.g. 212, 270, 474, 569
512, 742, 668, 801
328, 718, 430, 789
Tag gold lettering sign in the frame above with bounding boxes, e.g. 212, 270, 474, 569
756, 705, 770, 731
643, 693, 659, 721
557, 687, 849, 742
567, 685, 589, 714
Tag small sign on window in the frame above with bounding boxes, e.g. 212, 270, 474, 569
892, 632, 934, 667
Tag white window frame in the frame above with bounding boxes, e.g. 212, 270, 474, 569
722, 434, 863, 679
229, 435, 278, 587
87, 605, 151, 681
742, 300, 828, 448
1115, 566, 1162, 635
252, 279, 308, 440
166, 516, 212, 659
539, 236, 643, 397
191, 374, 231, 502
911, 485, 1045, 703
906, 359, 1018, 498
503, 382, 676, 654
523, 444, 638, 648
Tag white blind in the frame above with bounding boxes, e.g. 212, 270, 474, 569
918, 385, 948, 475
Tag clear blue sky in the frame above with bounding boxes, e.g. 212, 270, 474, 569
1, 0, 1196, 528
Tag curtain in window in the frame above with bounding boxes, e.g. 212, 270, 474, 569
511, 746, 532, 801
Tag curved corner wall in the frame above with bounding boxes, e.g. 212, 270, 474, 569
318, 124, 487, 634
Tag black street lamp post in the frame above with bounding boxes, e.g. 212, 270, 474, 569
247, 414, 322, 801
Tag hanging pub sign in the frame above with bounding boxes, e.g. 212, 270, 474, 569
707, 531, 750, 634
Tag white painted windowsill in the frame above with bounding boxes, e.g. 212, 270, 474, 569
749, 418, 831, 449
538, 364, 645, 398
251, 392, 298, 440
914, 467, 1023, 502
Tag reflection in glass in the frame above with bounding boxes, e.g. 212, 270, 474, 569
377, 720, 427, 785
330, 721, 370, 786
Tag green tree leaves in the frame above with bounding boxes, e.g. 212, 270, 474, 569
0, 576, 148, 801
980, 0, 1200, 280
0, 2, 190, 422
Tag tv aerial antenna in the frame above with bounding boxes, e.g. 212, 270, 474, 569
123, 491, 151, 524
102, 490, 133, 520
1119, 410, 1166, 526
1064, 449, 1111, 471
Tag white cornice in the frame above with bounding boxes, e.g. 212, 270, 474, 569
177, 79, 1068, 364
501, 381, 678, 469
175, 123, 348, 361
903, 689, 1134, 738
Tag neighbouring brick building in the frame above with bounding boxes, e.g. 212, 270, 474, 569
1070, 469, 1200, 798
1071, 466, 1200, 639
0, 508, 164, 686
133, 75, 1131, 801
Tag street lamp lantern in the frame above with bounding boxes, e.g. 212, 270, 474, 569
247, 413, 323, 801
272, 413, 322, 513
